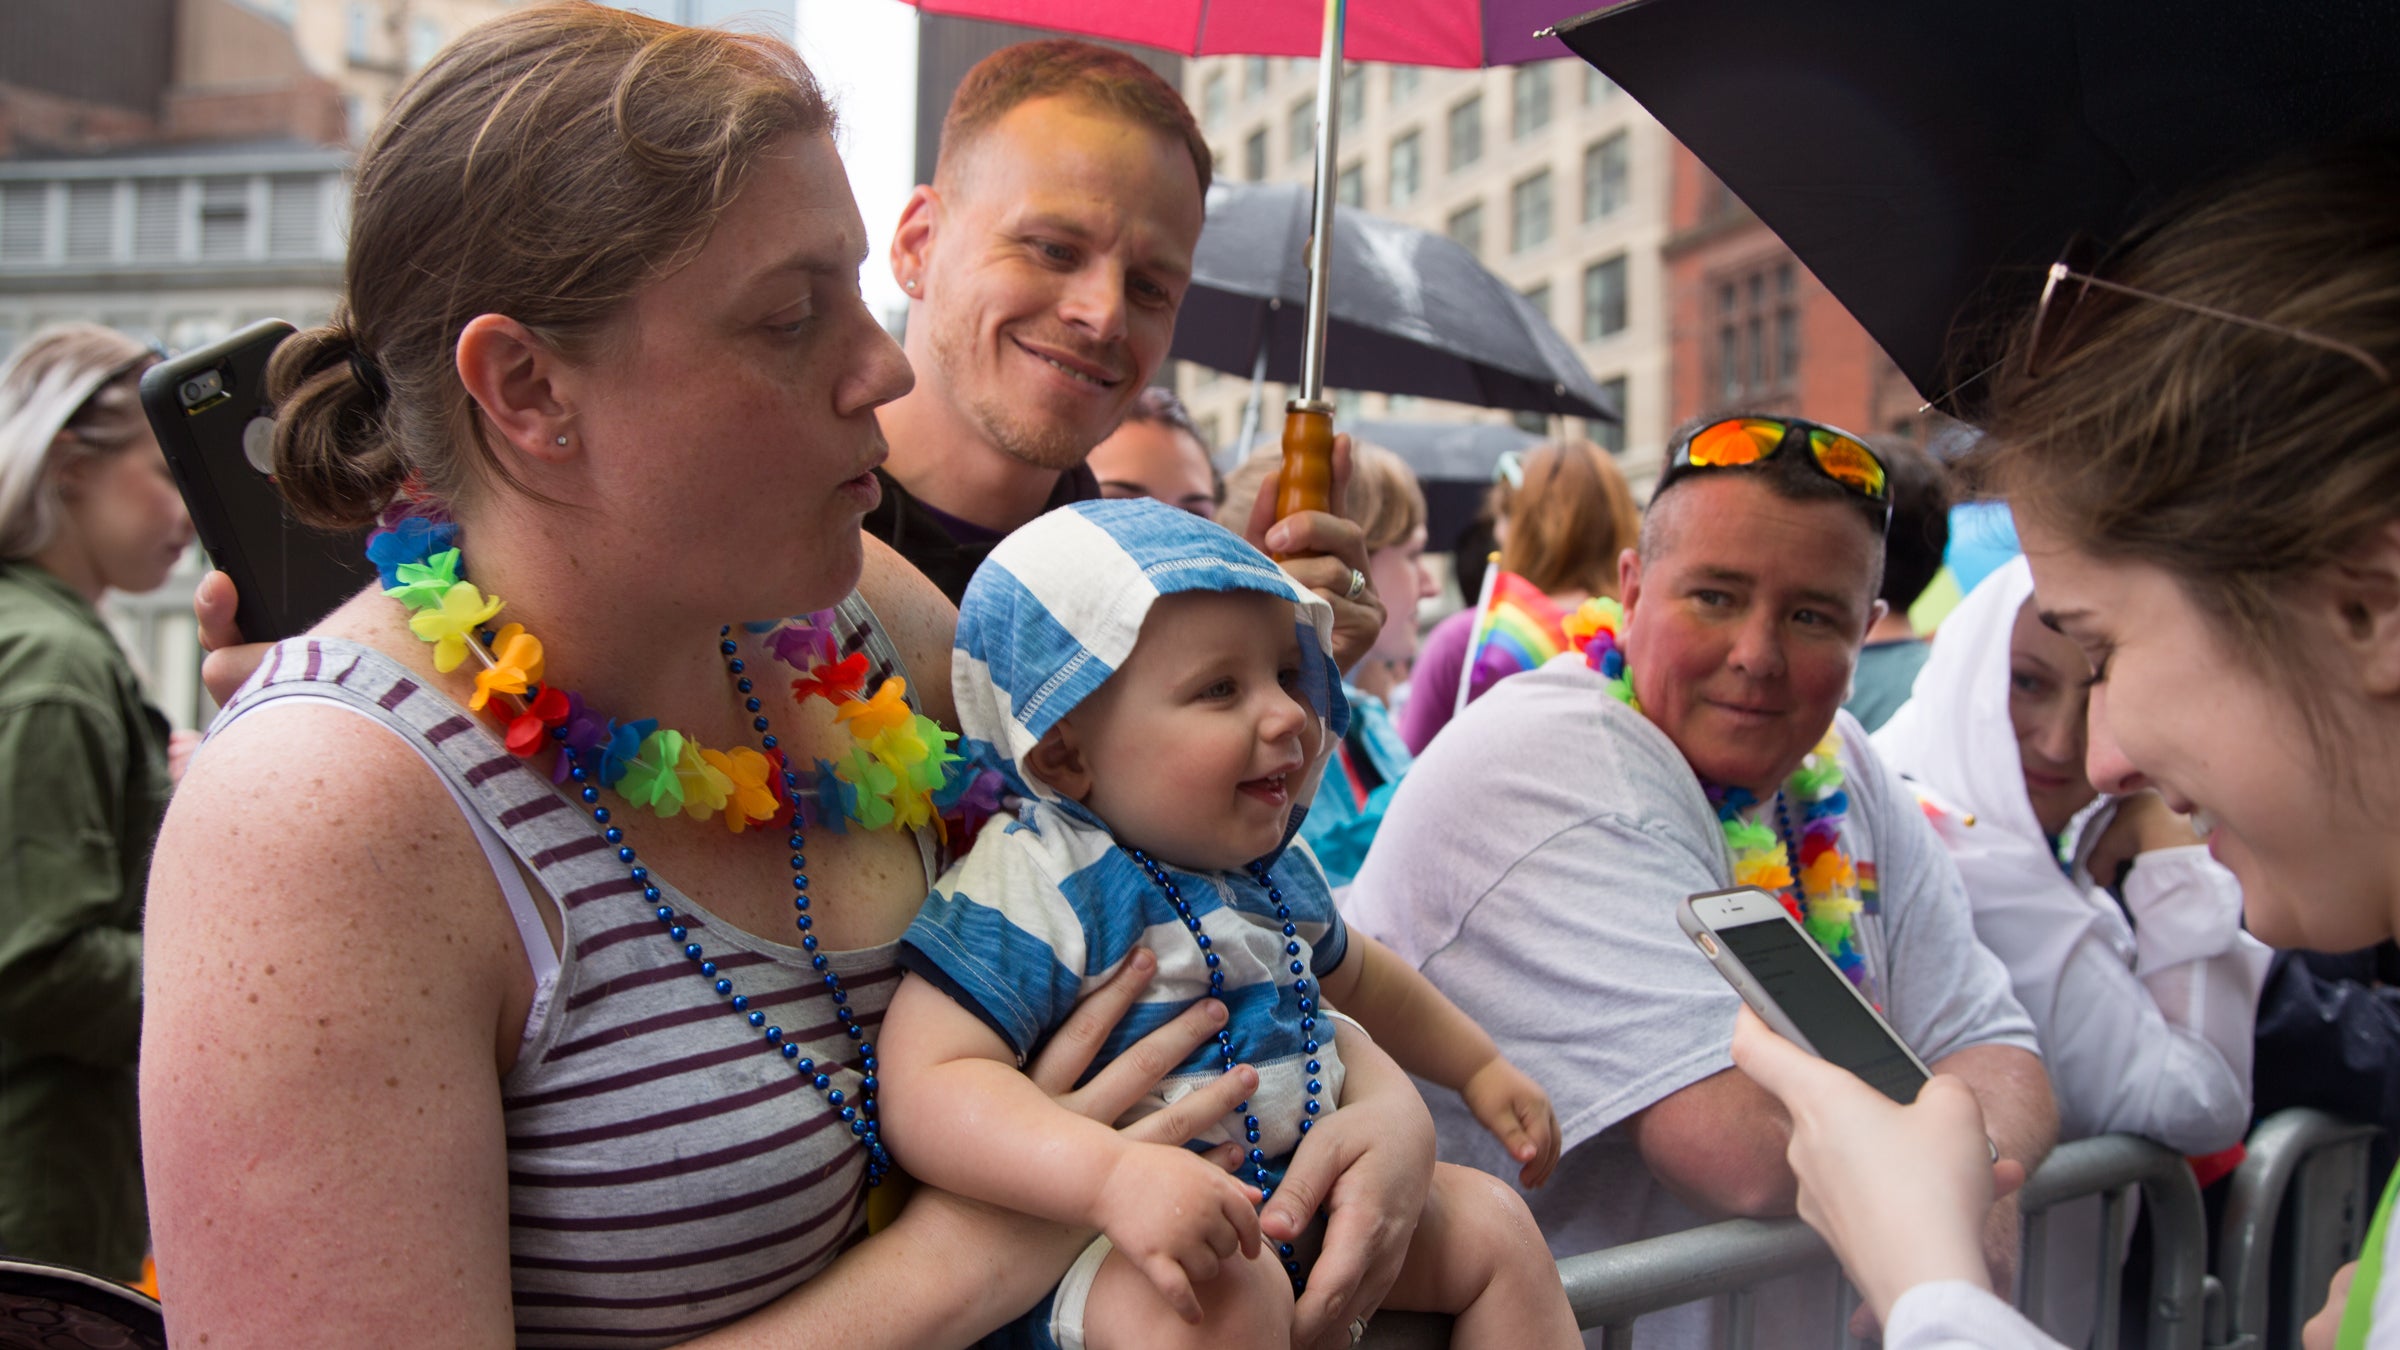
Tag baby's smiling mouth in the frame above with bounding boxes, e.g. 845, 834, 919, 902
1238, 773, 1290, 802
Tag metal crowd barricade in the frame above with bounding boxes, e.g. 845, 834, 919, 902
1361, 1133, 2211, 1350
2215, 1108, 2382, 1350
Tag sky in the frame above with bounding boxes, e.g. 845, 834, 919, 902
610, 2, 921, 328
792, 1, 921, 329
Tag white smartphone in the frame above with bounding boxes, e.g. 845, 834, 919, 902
1678, 886, 1932, 1105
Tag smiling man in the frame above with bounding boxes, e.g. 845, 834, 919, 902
870, 42, 1208, 604
1344, 414, 2056, 1349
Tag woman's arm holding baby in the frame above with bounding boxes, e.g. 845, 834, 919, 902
1318, 932, 1559, 1186
877, 972, 1264, 1323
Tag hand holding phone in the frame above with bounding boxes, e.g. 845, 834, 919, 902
1678, 887, 1931, 1105
139, 320, 378, 642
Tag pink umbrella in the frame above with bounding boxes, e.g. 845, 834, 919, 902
895, 0, 1572, 67
894, 0, 1579, 521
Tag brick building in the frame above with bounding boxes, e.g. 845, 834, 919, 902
1660, 140, 1931, 445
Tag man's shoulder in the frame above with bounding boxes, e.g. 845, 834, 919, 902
1428, 660, 1695, 803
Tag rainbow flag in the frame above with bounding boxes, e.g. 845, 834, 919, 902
1456, 563, 1570, 714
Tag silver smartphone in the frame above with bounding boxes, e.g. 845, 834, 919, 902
1678, 885, 1931, 1105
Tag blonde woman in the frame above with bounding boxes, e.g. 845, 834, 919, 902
0, 323, 189, 1279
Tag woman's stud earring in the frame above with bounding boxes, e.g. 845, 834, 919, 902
553, 434, 568, 446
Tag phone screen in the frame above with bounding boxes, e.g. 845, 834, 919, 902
1718, 916, 1926, 1104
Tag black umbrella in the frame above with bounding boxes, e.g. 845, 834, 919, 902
1173, 181, 1619, 438
1552, 0, 2400, 415
1342, 417, 1544, 549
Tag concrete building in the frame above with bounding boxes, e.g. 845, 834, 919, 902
1178, 55, 1674, 483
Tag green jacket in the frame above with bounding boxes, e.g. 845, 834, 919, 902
0, 559, 169, 1279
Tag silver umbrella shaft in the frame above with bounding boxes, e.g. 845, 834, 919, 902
1298, 0, 1345, 404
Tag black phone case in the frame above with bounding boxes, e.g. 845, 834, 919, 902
139, 320, 378, 643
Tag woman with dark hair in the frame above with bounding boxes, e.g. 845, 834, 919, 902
1731, 143, 2400, 1349
139, 8, 1432, 1345
0, 324, 187, 1281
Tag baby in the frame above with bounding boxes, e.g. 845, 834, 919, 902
881, 499, 1577, 1350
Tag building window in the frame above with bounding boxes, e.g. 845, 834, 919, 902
199, 176, 251, 259
1701, 168, 1740, 223
1243, 128, 1268, 182
1509, 170, 1551, 254
1337, 162, 1364, 209
1776, 264, 1801, 381
1202, 71, 1227, 129
1287, 97, 1315, 164
346, 1, 373, 61
1714, 261, 1802, 403
133, 179, 181, 259
0, 183, 49, 263
1511, 64, 1553, 140
267, 175, 322, 256
1243, 56, 1271, 98
63, 181, 116, 262
1446, 201, 1484, 260
1388, 130, 1421, 207
1520, 283, 1553, 325
1582, 132, 1629, 221
1582, 253, 1628, 340
1389, 65, 1420, 105
1595, 376, 1628, 453
1446, 95, 1482, 171
1339, 65, 1365, 131
1583, 66, 1618, 105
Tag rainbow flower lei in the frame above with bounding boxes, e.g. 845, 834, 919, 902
1566, 597, 1873, 992
369, 511, 961, 836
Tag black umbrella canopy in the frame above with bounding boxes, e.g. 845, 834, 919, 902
1555, 0, 2400, 416
1173, 182, 1619, 421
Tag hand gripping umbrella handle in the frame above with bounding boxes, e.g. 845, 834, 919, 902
1272, 397, 1337, 556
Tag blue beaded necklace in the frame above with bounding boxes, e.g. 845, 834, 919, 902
1127, 847, 1324, 1285
547, 625, 889, 1187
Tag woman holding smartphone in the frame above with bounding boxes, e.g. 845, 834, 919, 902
1732, 143, 2400, 1349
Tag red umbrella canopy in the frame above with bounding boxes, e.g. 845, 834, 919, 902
894, 0, 1575, 67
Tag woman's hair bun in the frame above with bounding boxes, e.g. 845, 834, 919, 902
267, 320, 406, 532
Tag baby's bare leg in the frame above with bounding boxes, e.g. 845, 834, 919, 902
1081, 1241, 1294, 1350
1375, 1162, 1580, 1349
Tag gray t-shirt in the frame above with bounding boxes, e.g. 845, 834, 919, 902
1344, 657, 2037, 1349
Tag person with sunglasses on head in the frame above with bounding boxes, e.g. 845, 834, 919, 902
1727, 143, 2400, 1350
1345, 413, 2054, 1350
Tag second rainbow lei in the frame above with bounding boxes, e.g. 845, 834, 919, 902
1565, 597, 1873, 992
368, 511, 962, 837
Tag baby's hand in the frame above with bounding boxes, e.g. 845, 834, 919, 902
1463, 1056, 1560, 1187
1093, 1141, 1265, 1323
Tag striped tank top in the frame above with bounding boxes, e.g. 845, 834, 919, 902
213, 596, 932, 1347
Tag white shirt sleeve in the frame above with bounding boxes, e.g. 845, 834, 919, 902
2022, 844, 2268, 1152
1885, 1283, 2068, 1350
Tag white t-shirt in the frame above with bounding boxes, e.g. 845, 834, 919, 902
1345, 658, 2038, 1349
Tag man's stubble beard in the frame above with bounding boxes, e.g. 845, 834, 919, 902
928, 309, 1127, 474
